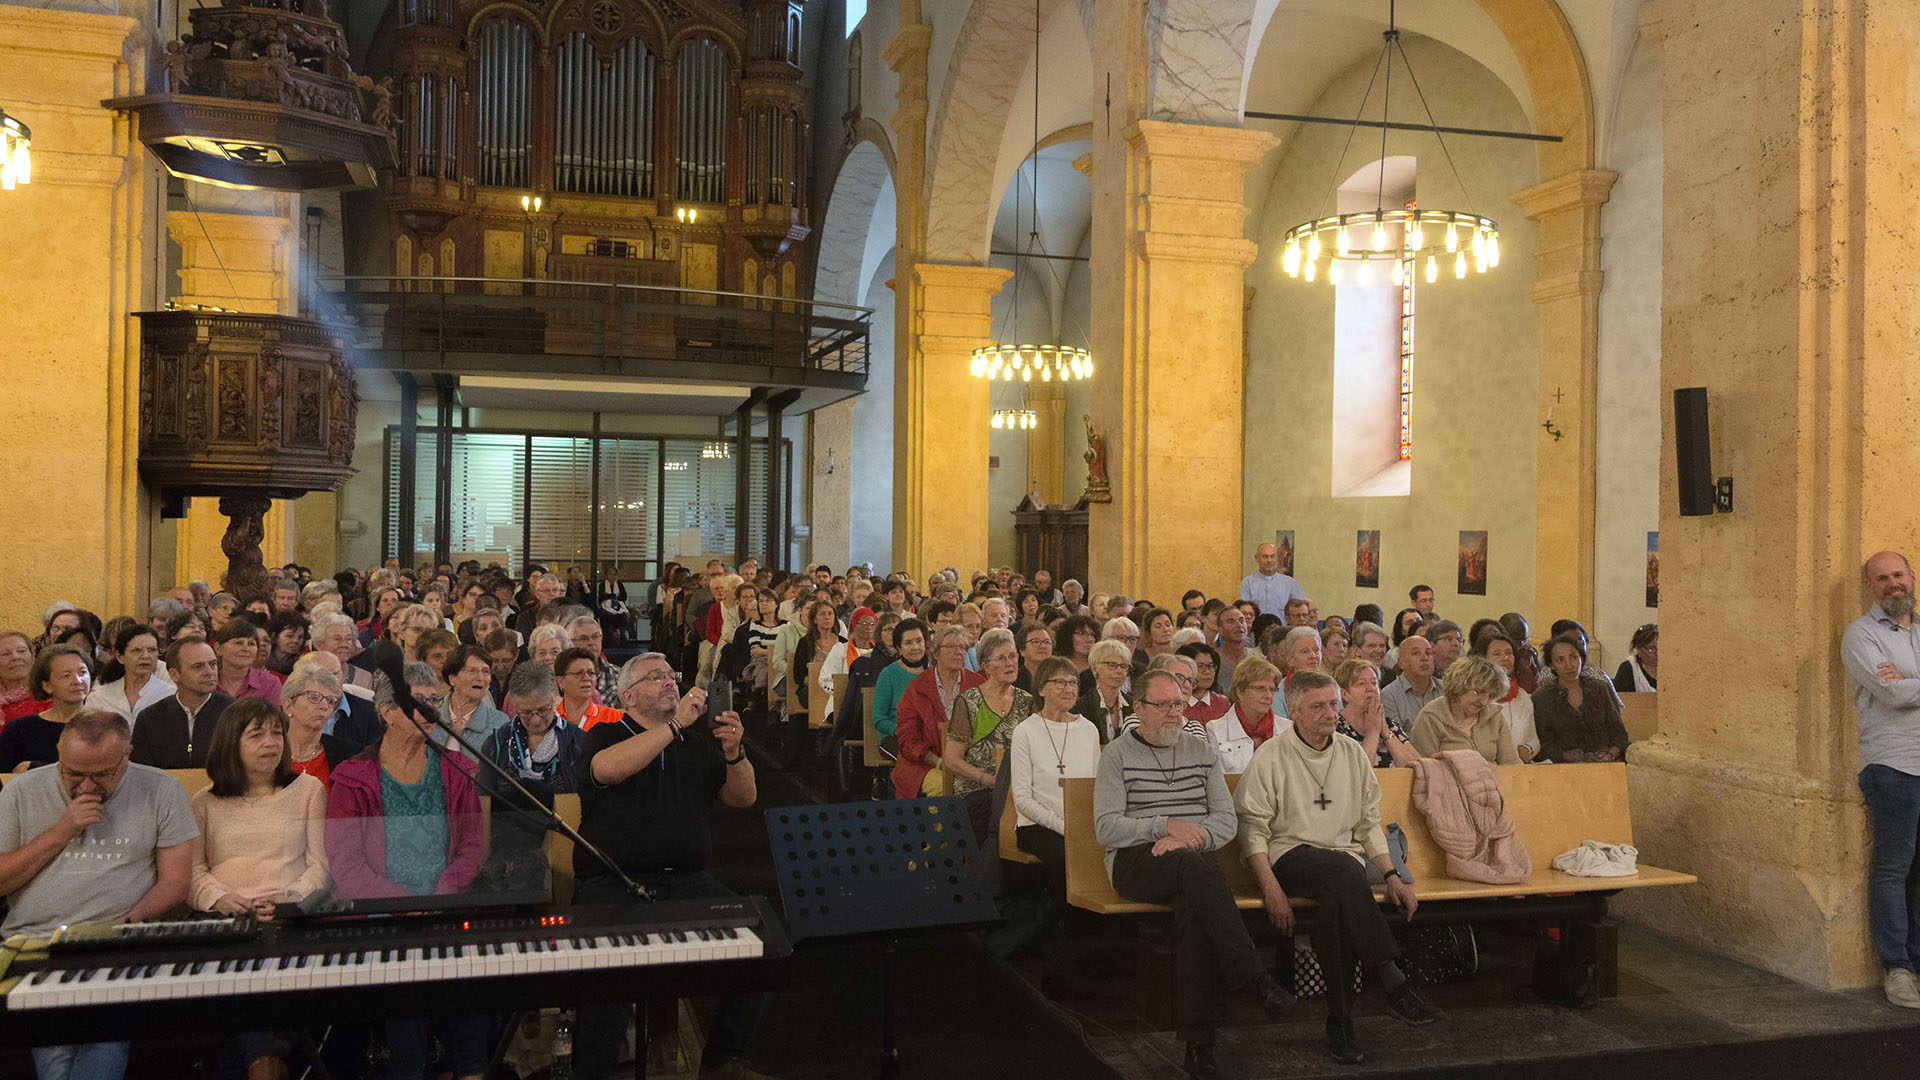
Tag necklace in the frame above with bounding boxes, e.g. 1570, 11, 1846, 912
1041, 715, 1072, 775
1145, 737, 1178, 786
1295, 728, 1335, 810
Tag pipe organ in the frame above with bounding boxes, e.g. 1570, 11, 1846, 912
385, 0, 809, 296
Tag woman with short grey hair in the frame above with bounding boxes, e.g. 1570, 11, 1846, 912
941, 626, 1032, 845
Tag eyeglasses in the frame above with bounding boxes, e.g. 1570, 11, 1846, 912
623, 670, 677, 692
516, 708, 559, 726
59, 762, 125, 786
295, 690, 341, 710
412, 693, 446, 710
1117, 634, 1139, 645
1043, 677, 1079, 690
1097, 661, 1129, 672
1136, 699, 1183, 712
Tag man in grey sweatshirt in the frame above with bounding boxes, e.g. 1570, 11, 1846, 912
1094, 670, 1293, 1080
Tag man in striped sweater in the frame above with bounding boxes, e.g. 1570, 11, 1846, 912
1094, 670, 1294, 1080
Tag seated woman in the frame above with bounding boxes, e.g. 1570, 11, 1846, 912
0, 629, 48, 728
942, 628, 1034, 845
437, 644, 511, 757
1615, 623, 1658, 693
1007, 655, 1099, 903
1073, 638, 1134, 743
87, 625, 173, 724
1532, 634, 1631, 764
790, 599, 845, 721
280, 663, 359, 786
325, 664, 488, 1080
526, 624, 571, 672
1178, 643, 1230, 726
1276, 627, 1325, 707
411, 628, 459, 674
819, 607, 878, 719
1471, 631, 1538, 762
891, 624, 982, 798
1410, 655, 1519, 764
1332, 657, 1417, 767
1131, 607, 1177, 670
264, 611, 309, 677
554, 647, 623, 731
1320, 625, 1350, 670
872, 618, 930, 741
1204, 655, 1281, 774
213, 619, 283, 702
1013, 621, 1053, 692
479, 661, 584, 891
0, 643, 93, 770
190, 697, 330, 1080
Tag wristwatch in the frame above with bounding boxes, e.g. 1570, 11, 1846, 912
1382, 867, 1402, 881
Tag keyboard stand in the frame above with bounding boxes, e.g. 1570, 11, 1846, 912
764, 797, 999, 1080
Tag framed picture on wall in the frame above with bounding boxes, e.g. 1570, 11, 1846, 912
1355, 530, 1381, 589
1274, 530, 1295, 576
1457, 531, 1488, 596
1646, 532, 1659, 607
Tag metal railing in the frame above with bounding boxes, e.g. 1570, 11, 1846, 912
315, 275, 871, 385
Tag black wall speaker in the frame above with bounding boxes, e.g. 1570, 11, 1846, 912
1675, 387, 1716, 516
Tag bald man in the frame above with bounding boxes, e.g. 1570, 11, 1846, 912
1843, 550, 1920, 1009
1239, 543, 1306, 620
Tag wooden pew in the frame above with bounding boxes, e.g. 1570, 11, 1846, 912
1062, 763, 1695, 915
857, 686, 885, 768
783, 661, 808, 728
1617, 691, 1658, 744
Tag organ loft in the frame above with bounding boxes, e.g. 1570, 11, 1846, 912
376, 0, 812, 300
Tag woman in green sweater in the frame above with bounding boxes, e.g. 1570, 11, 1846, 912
871, 618, 929, 740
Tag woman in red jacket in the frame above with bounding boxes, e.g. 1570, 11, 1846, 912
891, 624, 984, 799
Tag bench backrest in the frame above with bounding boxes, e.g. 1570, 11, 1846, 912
1617, 691, 1658, 743
859, 686, 884, 767
1062, 761, 1642, 900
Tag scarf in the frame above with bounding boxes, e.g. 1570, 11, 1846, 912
1499, 680, 1521, 704
501, 718, 564, 781
1241, 707, 1277, 745
1626, 656, 1656, 693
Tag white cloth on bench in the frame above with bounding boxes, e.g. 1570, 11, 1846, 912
1552, 840, 1640, 877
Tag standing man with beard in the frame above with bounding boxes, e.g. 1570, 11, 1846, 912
1843, 550, 1920, 1009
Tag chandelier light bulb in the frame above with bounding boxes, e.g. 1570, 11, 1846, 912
1307, 232, 1322, 261
1282, 241, 1300, 275
1304, 258, 1317, 282
1328, 258, 1342, 285
1426, 255, 1438, 283
1487, 233, 1501, 267
1445, 225, 1459, 252
1471, 227, 1485, 258
1372, 218, 1387, 252
1336, 224, 1350, 254
1455, 251, 1468, 279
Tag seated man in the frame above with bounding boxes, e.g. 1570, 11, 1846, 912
0, 710, 196, 1079
1235, 671, 1441, 1065
131, 637, 231, 769
1094, 670, 1292, 1080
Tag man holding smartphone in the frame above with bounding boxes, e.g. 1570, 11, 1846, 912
573, 652, 769, 1080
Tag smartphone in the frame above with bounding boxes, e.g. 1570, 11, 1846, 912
706, 677, 732, 721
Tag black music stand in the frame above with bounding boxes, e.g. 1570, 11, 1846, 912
765, 797, 998, 1079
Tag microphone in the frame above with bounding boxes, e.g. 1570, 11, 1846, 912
366, 648, 654, 903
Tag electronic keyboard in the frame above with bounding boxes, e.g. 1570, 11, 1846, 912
0, 898, 790, 1048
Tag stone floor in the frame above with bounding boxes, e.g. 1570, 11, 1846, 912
1060, 923, 1920, 1080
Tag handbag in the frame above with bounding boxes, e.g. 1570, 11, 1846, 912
1290, 937, 1364, 999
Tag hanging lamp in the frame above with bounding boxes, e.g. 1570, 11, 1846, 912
0, 107, 30, 190
1279, 0, 1500, 286
969, 0, 1092, 390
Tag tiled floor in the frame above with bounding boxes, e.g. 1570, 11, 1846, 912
1061, 924, 1920, 1079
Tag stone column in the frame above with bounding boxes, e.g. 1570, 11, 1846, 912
1025, 382, 1067, 506
1511, 168, 1615, 631
1621, 0, 1920, 989
891, 263, 1011, 577
1085, 119, 1275, 602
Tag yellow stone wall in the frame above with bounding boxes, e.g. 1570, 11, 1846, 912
0, 7, 154, 630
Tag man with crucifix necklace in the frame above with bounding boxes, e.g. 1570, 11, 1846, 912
1094, 669, 1295, 1080
1234, 670, 1442, 1066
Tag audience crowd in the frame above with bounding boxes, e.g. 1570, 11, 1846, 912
0, 546, 1660, 1080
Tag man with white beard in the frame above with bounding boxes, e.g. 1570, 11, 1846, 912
1844, 550, 1920, 1010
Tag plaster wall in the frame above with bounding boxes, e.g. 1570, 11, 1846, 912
809, 402, 854, 570
0, 7, 157, 629
848, 253, 897, 567
1591, 35, 1662, 667
1243, 37, 1539, 625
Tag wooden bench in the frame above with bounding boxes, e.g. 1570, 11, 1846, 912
1061, 763, 1695, 995
1618, 691, 1658, 744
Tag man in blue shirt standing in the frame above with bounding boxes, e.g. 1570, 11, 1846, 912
1841, 550, 1920, 1010
1239, 542, 1306, 620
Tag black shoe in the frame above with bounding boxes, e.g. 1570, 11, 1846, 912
1183, 1040, 1222, 1080
1386, 981, 1444, 1026
1248, 972, 1296, 1018
1325, 1016, 1365, 1066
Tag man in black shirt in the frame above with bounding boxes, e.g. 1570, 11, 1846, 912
573, 652, 770, 1080
130, 638, 230, 769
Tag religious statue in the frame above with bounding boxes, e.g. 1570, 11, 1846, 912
1082, 413, 1111, 503
370, 76, 395, 132
163, 39, 194, 93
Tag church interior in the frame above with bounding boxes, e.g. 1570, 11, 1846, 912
3, 0, 1920, 1077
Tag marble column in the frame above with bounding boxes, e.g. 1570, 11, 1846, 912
1512, 168, 1616, 632
891, 263, 1011, 577
1621, 0, 1920, 989
1086, 119, 1275, 603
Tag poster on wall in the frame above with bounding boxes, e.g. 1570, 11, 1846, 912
1355, 530, 1381, 589
1646, 532, 1660, 607
1274, 530, 1295, 576
1457, 531, 1488, 596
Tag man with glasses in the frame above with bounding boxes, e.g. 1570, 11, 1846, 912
574, 653, 774, 1080
1095, 670, 1293, 1080
0, 710, 196, 1080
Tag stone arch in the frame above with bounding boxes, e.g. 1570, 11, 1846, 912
814, 125, 896, 308
923, 0, 1090, 264
1147, 0, 1262, 124
1469, 0, 1593, 175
